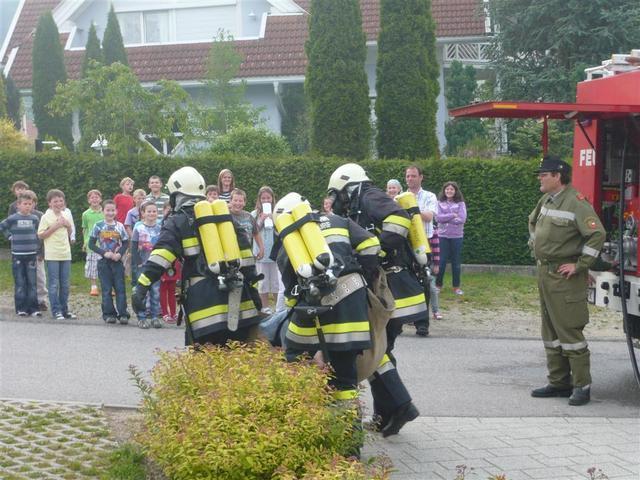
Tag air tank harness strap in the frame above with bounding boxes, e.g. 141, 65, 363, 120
277, 212, 321, 240
194, 213, 233, 227
405, 206, 420, 216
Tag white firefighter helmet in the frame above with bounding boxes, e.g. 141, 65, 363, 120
167, 166, 206, 197
327, 163, 370, 193
273, 192, 309, 222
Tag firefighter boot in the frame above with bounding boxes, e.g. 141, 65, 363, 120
531, 384, 572, 398
568, 385, 591, 406
381, 401, 419, 438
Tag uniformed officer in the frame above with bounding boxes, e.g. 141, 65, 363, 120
528, 155, 605, 406
274, 192, 381, 404
132, 166, 262, 346
327, 163, 423, 436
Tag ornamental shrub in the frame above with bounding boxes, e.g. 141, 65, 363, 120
0, 151, 540, 265
131, 342, 374, 480
209, 126, 291, 157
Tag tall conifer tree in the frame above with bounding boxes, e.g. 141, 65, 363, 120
32, 11, 72, 146
5, 75, 21, 129
375, 0, 439, 159
305, 0, 370, 159
82, 23, 104, 75
103, 5, 128, 66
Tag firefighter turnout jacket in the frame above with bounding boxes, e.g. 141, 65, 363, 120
135, 204, 261, 344
278, 212, 380, 352
349, 183, 428, 325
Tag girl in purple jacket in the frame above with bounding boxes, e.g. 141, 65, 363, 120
435, 181, 467, 295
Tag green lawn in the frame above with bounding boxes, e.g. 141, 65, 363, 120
0, 260, 92, 296
0, 259, 539, 312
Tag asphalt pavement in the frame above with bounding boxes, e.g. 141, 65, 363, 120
1, 317, 638, 479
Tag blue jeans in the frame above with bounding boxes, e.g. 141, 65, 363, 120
13, 254, 38, 313
46, 260, 71, 316
436, 237, 463, 288
136, 281, 161, 320
98, 259, 129, 320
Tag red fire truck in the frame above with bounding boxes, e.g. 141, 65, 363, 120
450, 50, 640, 385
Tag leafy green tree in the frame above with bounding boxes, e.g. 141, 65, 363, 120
375, 0, 439, 159
190, 30, 261, 146
280, 83, 309, 154
82, 23, 103, 76
508, 120, 573, 159
0, 118, 30, 151
50, 63, 190, 154
488, 0, 640, 102
444, 61, 487, 155
5, 75, 22, 129
102, 5, 128, 66
305, 0, 371, 159
0, 74, 7, 118
32, 11, 72, 147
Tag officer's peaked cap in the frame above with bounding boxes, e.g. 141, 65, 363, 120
536, 155, 571, 174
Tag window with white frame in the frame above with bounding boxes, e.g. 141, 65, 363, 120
117, 10, 170, 45
116, 7, 235, 46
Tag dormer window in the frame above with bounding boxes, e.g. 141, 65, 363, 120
117, 10, 170, 45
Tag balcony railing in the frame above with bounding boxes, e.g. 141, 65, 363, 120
444, 42, 491, 64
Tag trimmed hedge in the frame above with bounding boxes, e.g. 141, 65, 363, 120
0, 151, 540, 264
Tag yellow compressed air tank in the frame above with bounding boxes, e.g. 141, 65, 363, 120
211, 199, 241, 263
275, 212, 315, 278
194, 200, 224, 274
291, 202, 334, 270
395, 192, 431, 265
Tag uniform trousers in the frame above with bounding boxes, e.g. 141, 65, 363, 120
537, 263, 591, 387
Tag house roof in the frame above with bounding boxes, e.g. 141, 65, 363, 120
3, 0, 487, 90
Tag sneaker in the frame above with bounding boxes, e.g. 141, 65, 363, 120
163, 315, 176, 325
433, 312, 443, 320
30, 311, 42, 318
150, 317, 163, 329
64, 312, 77, 319
54, 313, 65, 320
118, 316, 130, 325
453, 288, 464, 295
138, 318, 150, 329
17, 311, 28, 317
104, 317, 117, 324
90, 286, 99, 296
261, 307, 273, 315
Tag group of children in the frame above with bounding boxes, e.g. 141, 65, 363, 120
2, 169, 287, 326
1, 176, 179, 329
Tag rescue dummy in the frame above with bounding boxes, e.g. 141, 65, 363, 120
132, 166, 262, 346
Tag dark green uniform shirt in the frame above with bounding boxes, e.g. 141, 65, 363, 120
528, 185, 605, 272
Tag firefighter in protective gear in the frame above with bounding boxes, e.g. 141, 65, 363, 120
273, 192, 380, 405
327, 163, 423, 437
132, 166, 261, 346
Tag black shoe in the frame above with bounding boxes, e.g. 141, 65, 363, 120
416, 326, 429, 337
531, 384, 572, 398
381, 402, 419, 438
568, 386, 591, 406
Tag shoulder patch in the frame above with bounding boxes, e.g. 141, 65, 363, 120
585, 216, 599, 229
